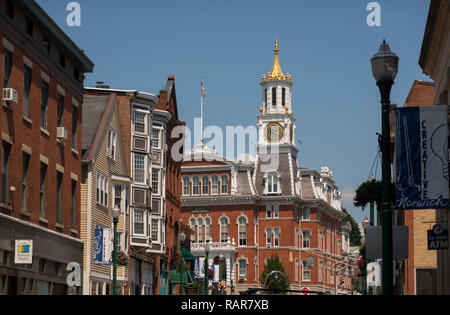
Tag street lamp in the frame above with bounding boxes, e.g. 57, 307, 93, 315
371, 39, 399, 296
204, 237, 211, 295
179, 231, 186, 295
112, 205, 121, 295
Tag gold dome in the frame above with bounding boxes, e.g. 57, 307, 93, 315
262, 40, 291, 82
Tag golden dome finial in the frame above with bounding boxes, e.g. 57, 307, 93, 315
262, 39, 290, 82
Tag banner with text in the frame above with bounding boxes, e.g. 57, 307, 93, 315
94, 228, 112, 265
394, 105, 449, 209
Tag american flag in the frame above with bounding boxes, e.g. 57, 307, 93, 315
201, 80, 206, 99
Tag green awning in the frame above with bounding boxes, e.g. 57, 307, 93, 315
181, 248, 195, 261
169, 270, 195, 284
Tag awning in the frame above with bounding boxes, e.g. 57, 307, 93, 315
169, 270, 195, 284
181, 248, 195, 261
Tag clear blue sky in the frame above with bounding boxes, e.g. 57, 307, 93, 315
37, 0, 431, 224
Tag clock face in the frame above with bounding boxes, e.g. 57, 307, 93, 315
265, 122, 284, 143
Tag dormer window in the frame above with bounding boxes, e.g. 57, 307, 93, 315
264, 171, 281, 195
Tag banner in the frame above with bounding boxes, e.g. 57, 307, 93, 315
14, 240, 33, 264
94, 228, 112, 265
394, 105, 449, 209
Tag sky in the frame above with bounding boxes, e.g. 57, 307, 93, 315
36, 0, 431, 224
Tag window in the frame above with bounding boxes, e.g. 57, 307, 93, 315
266, 205, 272, 218
26, 18, 33, 37
43, 37, 51, 55
1, 142, 11, 205
182, 177, 190, 196
295, 259, 299, 282
282, 88, 286, 106
151, 219, 159, 242
202, 175, 209, 195
220, 217, 228, 242
59, 53, 66, 69
318, 261, 323, 283
238, 259, 247, 279
238, 216, 247, 246
107, 129, 116, 159
273, 204, 279, 218
273, 228, 280, 247
57, 94, 64, 127
151, 169, 160, 195
192, 176, 199, 195
39, 162, 47, 218
6, 1, 13, 19
211, 175, 218, 194
302, 207, 310, 221
72, 106, 78, 149
272, 87, 276, 106
56, 171, 63, 224
134, 209, 145, 235
96, 173, 108, 207
71, 180, 76, 229
133, 110, 147, 134
40, 81, 49, 129
205, 217, 211, 241
152, 129, 160, 149
220, 175, 228, 194
266, 228, 272, 247
302, 231, 311, 249
318, 230, 323, 250
114, 184, 122, 210
189, 218, 196, 240
197, 217, 203, 243
3, 49, 12, 88
133, 154, 145, 184
23, 66, 32, 118
302, 260, 311, 281
266, 174, 279, 194
22, 152, 30, 212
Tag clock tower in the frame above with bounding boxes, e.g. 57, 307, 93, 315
254, 40, 300, 197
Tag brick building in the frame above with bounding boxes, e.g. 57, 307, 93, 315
84, 76, 185, 295
0, 0, 93, 294
418, 0, 450, 295
180, 41, 357, 295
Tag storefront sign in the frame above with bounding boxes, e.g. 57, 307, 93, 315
14, 240, 33, 264
428, 224, 449, 250
191, 208, 210, 214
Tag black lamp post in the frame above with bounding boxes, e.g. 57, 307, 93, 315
371, 39, 399, 296
112, 205, 121, 295
204, 238, 211, 295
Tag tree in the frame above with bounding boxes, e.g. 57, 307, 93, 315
259, 254, 289, 293
353, 180, 382, 210
342, 208, 362, 247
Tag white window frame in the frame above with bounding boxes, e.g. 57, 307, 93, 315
152, 168, 160, 196
273, 204, 279, 218
273, 227, 280, 247
219, 216, 229, 243
238, 216, 247, 247
182, 176, 190, 196
266, 228, 272, 248
201, 175, 209, 195
302, 207, 310, 221
205, 217, 211, 241
189, 217, 196, 241
152, 128, 161, 149
133, 109, 148, 135
133, 209, 146, 236
107, 128, 117, 160
238, 258, 247, 279
197, 217, 204, 243
133, 153, 147, 185
96, 172, 108, 207
151, 218, 160, 243
302, 230, 311, 249
302, 260, 311, 281
192, 176, 200, 196
211, 175, 219, 195
263, 171, 281, 195
266, 205, 272, 218
220, 174, 228, 194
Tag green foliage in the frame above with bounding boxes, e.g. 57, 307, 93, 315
342, 208, 362, 247
353, 180, 382, 210
259, 254, 289, 293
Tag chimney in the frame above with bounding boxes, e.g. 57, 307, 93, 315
96, 81, 110, 89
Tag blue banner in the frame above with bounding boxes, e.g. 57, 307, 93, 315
394, 106, 449, 209
94, 228, 112, 265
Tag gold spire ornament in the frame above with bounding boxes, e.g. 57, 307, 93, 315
262, 40, 291, 82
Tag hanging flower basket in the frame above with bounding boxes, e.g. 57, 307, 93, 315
116, 250, 129, 266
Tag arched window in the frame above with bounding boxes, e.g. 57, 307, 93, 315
238, 216, 247, 246
190, 218, 196, 241
197, 217, 203, 243
182, 177, 190, 196
202, 175, 209, 195
192, 176, 199, 195
220, 217, 229, 242
264, 172, 280, 195
205, 217, 211, 241
221, 175, 228, 194
211, 175, 219, 194
273, 228, 280, 247
272, 87, 276, 107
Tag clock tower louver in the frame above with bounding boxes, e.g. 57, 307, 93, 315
255, 40, 299, 196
